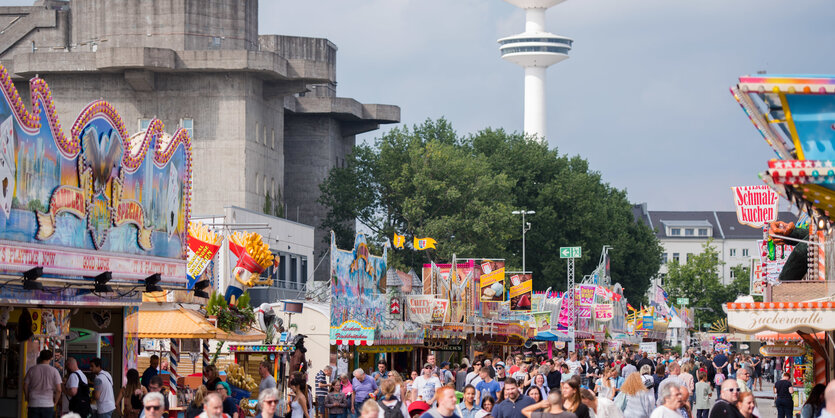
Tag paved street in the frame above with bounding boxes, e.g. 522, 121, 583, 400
752, 381, 777, 418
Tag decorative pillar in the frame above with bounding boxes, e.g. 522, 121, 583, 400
169, 338, 179, 395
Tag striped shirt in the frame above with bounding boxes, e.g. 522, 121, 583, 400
315, 370, 328, 398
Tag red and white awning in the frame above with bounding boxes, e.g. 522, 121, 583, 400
333, 339, 369, 346
726, 301, 835, 333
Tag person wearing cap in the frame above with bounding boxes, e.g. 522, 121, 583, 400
440, 362, 454, 386
413, 363, 443, 405
409, 401, 431, 418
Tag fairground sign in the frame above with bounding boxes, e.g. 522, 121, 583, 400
732, 185, 779, 228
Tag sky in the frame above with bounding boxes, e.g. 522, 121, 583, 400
260, 0, 835, 211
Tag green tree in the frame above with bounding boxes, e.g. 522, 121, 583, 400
665, 242, 757, 328
319, 119, 661, 302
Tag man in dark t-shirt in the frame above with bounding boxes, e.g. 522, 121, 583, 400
141, 355, 159, 389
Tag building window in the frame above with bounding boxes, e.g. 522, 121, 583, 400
181, 118, 194, 138
730, 269, 736, 279
698, 228, 708, 236
255, 122, 259, 143
290, 256, 298, 289
139, 119, 152, 132
687, 253, 694, 263
670, 228, 681, 236
301, 257, 308, 283
256, 174, 260, 194
271, 129, 275, 149
263, 125, 267, 145
685, 228, 694, 236
730, 248, 736, 257
672, 253, 680, 263
742, 248, 749, 257
660, 252, 667, 265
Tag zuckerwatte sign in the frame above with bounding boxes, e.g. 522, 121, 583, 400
732, 185, 779, 227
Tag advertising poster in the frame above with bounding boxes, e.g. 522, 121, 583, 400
478, 260, 506, 302
594, 304, 614, 322
407, 295, 449, 324
642, 315, 654, 330
508, 273, 532, 311
732, 185, 779, 228
750, 260, 765, 296
329, 233, 387, 345
531, 312, 550, 333
576, 284, 596, 306
577, 306, 592, 319
557, 292, 572, 328
186, 221, 222, 288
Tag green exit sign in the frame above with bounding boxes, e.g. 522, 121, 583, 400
560, 247, 581, 259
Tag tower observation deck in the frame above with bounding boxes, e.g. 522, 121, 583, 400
498, 0, 573, 141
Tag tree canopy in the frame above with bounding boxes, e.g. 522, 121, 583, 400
319, 118, 662, 302
664, 241, 753, 328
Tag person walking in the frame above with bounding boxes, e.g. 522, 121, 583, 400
142, 392, 166, 418
561, 380, 590, 418
377, 379, 408, 418
773, 373, 794, 418
521, 391, 576, 418
694, 372, 712, 418
65, 356, 93, 418
581, 389, 624, 418
200, 393, 229, 418
456, 385, 481, 418
256, 388, 281, 418
142, 355, 160, 389
708, 380, 744, 418
261, 361, 278, 392
493, 379, 535, 418
618, 372, 655, 418
419, 386, 461, 418
326, 381, 349, 418
649, 385, 682, 418
23, 349, 62, 418
91, 357, 117, 418
353, 369, 378, 413
115, 368, 143, 418
316, 366, 332, 418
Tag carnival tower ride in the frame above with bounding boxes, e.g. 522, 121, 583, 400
498, 0, 573, 141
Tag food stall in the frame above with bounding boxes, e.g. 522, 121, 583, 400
0, 66, 193, 417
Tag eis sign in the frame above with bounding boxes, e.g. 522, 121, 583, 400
732, 185, 779, 228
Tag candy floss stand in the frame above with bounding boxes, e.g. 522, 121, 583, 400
0, 64, 194, 417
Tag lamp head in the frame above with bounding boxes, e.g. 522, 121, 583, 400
93, 271, 113, 293
143, 273, 163, 292
23, 267, 43, 291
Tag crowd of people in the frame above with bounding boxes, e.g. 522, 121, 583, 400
308, 348, 832, 418
21, 347, 834, 418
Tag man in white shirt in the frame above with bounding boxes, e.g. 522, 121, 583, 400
650, 384, 684, 418
566, 352, 581, 376
413, 363, 442, 405
466, 360, 483, 387
91, 357, 116, 418
23, 349, 62, 418
64, 357, 91, 417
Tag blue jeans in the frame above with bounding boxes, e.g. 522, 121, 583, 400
27, 407, 54, 418
331, 413, 346, 418
97, 411, 114, 418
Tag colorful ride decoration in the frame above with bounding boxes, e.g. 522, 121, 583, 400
225, 231, 275, 302
732, 75, 835, 221
0, 65, 192, 262
329, 232, 387, 346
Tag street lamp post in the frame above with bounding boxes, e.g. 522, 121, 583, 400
512, 210, 535, 272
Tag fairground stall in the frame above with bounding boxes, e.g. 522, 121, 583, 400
0, 67, 193, 416
725, 74, 835, 391
330, 233, 424, 375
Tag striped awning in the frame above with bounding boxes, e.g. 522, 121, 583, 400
756, 331, 825, 342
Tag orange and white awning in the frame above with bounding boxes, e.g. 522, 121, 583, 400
726, 301, 835, 333
756, 331, 825, 342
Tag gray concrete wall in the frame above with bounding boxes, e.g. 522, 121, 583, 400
69, 0, 257, 52
284, 114, 356, 281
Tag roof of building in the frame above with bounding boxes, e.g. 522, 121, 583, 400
632, 205, 796, 240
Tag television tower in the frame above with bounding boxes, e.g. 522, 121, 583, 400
498, 0, 573, 141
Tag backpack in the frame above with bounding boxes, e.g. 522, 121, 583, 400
378, 399, 405, 418
714, 373, 725, 386
69, 371, 92, 418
